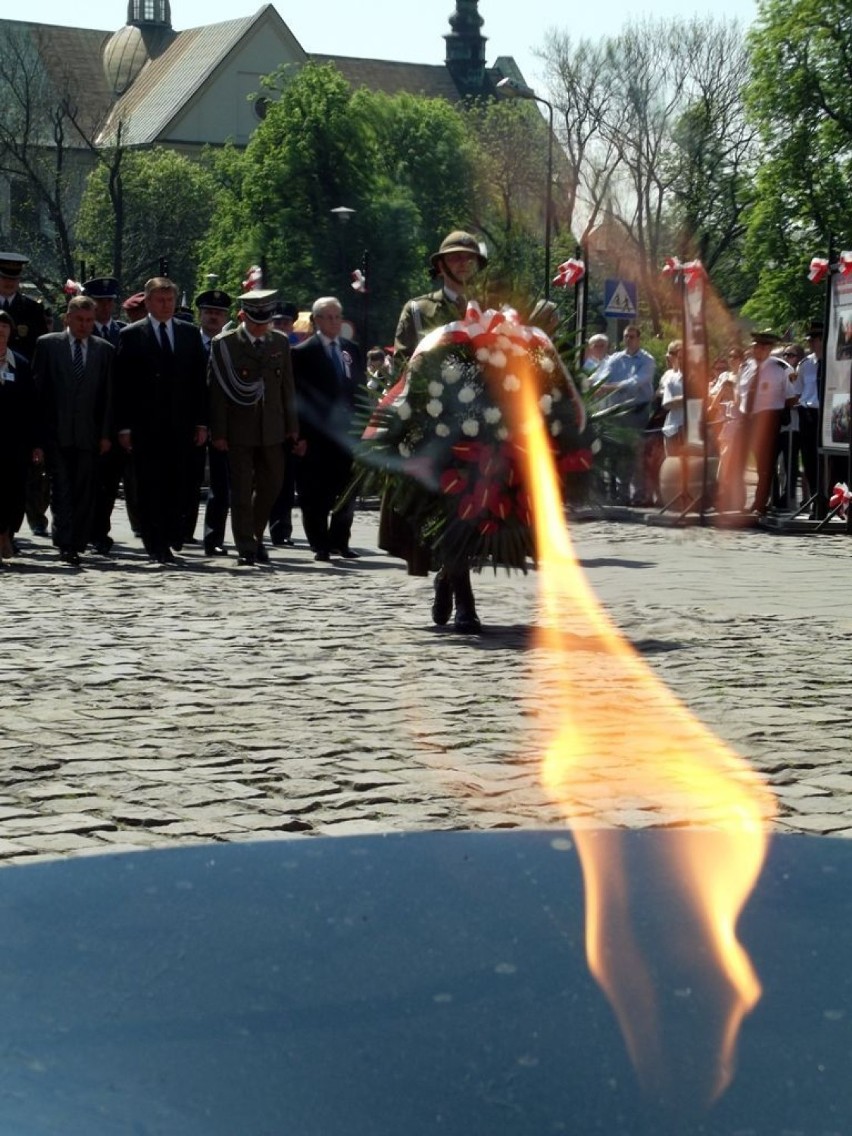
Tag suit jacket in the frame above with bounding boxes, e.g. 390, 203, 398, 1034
208, 326, 298, 447
115, 317, 207, 448
32, 332, 113, 451
292, 334, 365, 460
0, 349, 41, 451
92, 319, 124, 348
6, 292, 51, 361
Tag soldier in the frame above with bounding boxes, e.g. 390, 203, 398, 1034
83, 277, 124, 346
394, 230, 486, 361
0, 251, 51, 539
208, 289, 300, 566
390, 230, 488, 630
196, 288, 234, 556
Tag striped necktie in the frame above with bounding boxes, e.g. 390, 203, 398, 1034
73, 339, 84, 381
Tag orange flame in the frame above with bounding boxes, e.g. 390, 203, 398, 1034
511, 371, 776, 1107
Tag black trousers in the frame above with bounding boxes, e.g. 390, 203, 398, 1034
48, 445, 98, 552
134, 440, 199, 556
297, 453, 354, 554
203, 445, 231, 549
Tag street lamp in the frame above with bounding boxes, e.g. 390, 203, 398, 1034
330, 206, 356, 295
496, 77, 555, 300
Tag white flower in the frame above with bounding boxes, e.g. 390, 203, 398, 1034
436, 423, 451, 437
461, 418, 480, 437
490, 350, 507, 368
458, 385, 476, 404
496, 426, 509, 440
399, 442, 412, 457
428, 380, 444, 397
510, 342, 527, 356
550, 420, 563, 436
539, 394, 553, 415
476, 347, 490, 363
484, 406, 502, 424
396, 400, 412, 420
426, 399, 443, 418
503, 374, 521, 391
540, 356, 556, 373
497, 335, 512, 350
442, 360, 463, 384
550, 387, 563, 401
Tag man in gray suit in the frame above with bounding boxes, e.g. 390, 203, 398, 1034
32, 295, 113, 567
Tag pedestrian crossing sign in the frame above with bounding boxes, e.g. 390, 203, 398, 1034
603, 278, 638, 318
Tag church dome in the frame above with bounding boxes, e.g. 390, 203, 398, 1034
103, 24, 151, 96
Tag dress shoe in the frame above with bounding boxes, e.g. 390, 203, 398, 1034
314, 550, 331, 562
237, 553, 256, 566
60, 550, 82, 567
30, 522, 48, 537
0, 533, 15, 560
93, 539, 114, 557
453, 610, 482, 634
333, 547, 360, 559
431, 570, 453, 625
156, 549, 177, 564
255, 542, 270, 564
271, 537, 295, 547
204, 544, 229, 557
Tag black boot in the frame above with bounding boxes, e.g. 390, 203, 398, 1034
431, 569, 453, 625
451, 569, 481, 633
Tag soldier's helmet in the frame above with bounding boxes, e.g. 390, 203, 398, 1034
429, 231, 488, 271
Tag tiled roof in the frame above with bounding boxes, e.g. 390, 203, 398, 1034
309, 54, 465, 102
3, 20, 115, 141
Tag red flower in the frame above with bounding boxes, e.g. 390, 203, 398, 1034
478, 520, 499, 535
514, 490, 532, 525
495, 495, 513, 520
440, 469, 469, 495
452, 441, 484, 463
558, 449, 594, 474
457, 493, 480, 520
477, 445, 504, 478
474, 480, 499, 514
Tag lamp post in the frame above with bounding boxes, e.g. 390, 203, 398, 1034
496, 77, 555, 301
330, 206, 356, 295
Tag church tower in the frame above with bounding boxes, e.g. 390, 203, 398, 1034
444, 1, 489, 98
102, 0, 175, 96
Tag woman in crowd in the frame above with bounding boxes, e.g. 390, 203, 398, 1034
0, 310, 43, 561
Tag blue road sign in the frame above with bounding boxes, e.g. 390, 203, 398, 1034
603, 278, 638, 318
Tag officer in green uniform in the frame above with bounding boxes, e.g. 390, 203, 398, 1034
394, 230, 487, 360
208, 289, 300, 566
386, 231, 488, 632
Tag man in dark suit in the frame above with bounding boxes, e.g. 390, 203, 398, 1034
32, 295, 113, 567
196, 287, 234, 556
84, 276, 127, 554
114, 276, 208, 564
0, 251, 52, 539
293, 296, 365, 561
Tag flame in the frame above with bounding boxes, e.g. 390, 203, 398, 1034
510, 370, 776, 1107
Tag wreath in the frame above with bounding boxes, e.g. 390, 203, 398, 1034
351, 303, 594, 571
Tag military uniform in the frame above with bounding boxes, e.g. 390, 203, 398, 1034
208, 290, 298, 564
394, 288, 466, 361
0, 252, 51, 537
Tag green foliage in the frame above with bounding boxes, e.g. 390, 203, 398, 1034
76, 147, 218, 295
742, 0, 852, 326
201, 63, 480, 339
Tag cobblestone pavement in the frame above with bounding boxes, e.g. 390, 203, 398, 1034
2, 504, 852, 865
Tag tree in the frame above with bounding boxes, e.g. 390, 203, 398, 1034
0, 21, 110, 294
741, 0, 852, 328
75, 147, 218, 297
200, 63, 480, 340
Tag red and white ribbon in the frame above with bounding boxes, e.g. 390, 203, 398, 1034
241, 264, 263, 291
839, 251, 852, 277
808, 257, 829, 284
829, 482, 852, 515
351, 269, 366, 293
662, 257, 705, 288
552, 258, 585, 288
63, 279, 83, 296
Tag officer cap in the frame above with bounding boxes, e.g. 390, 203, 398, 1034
751, 328, 781, 346
122, 291, 147, 315
429, 231, 488, 271
0, 252, 29, 279
82, 276, 119, 299
239, 288, 278, 323
274, 300, 299, 321
195, 288, 232, 311
806, 320, 824, 338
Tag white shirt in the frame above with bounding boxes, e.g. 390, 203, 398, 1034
660, 368, 684, 437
